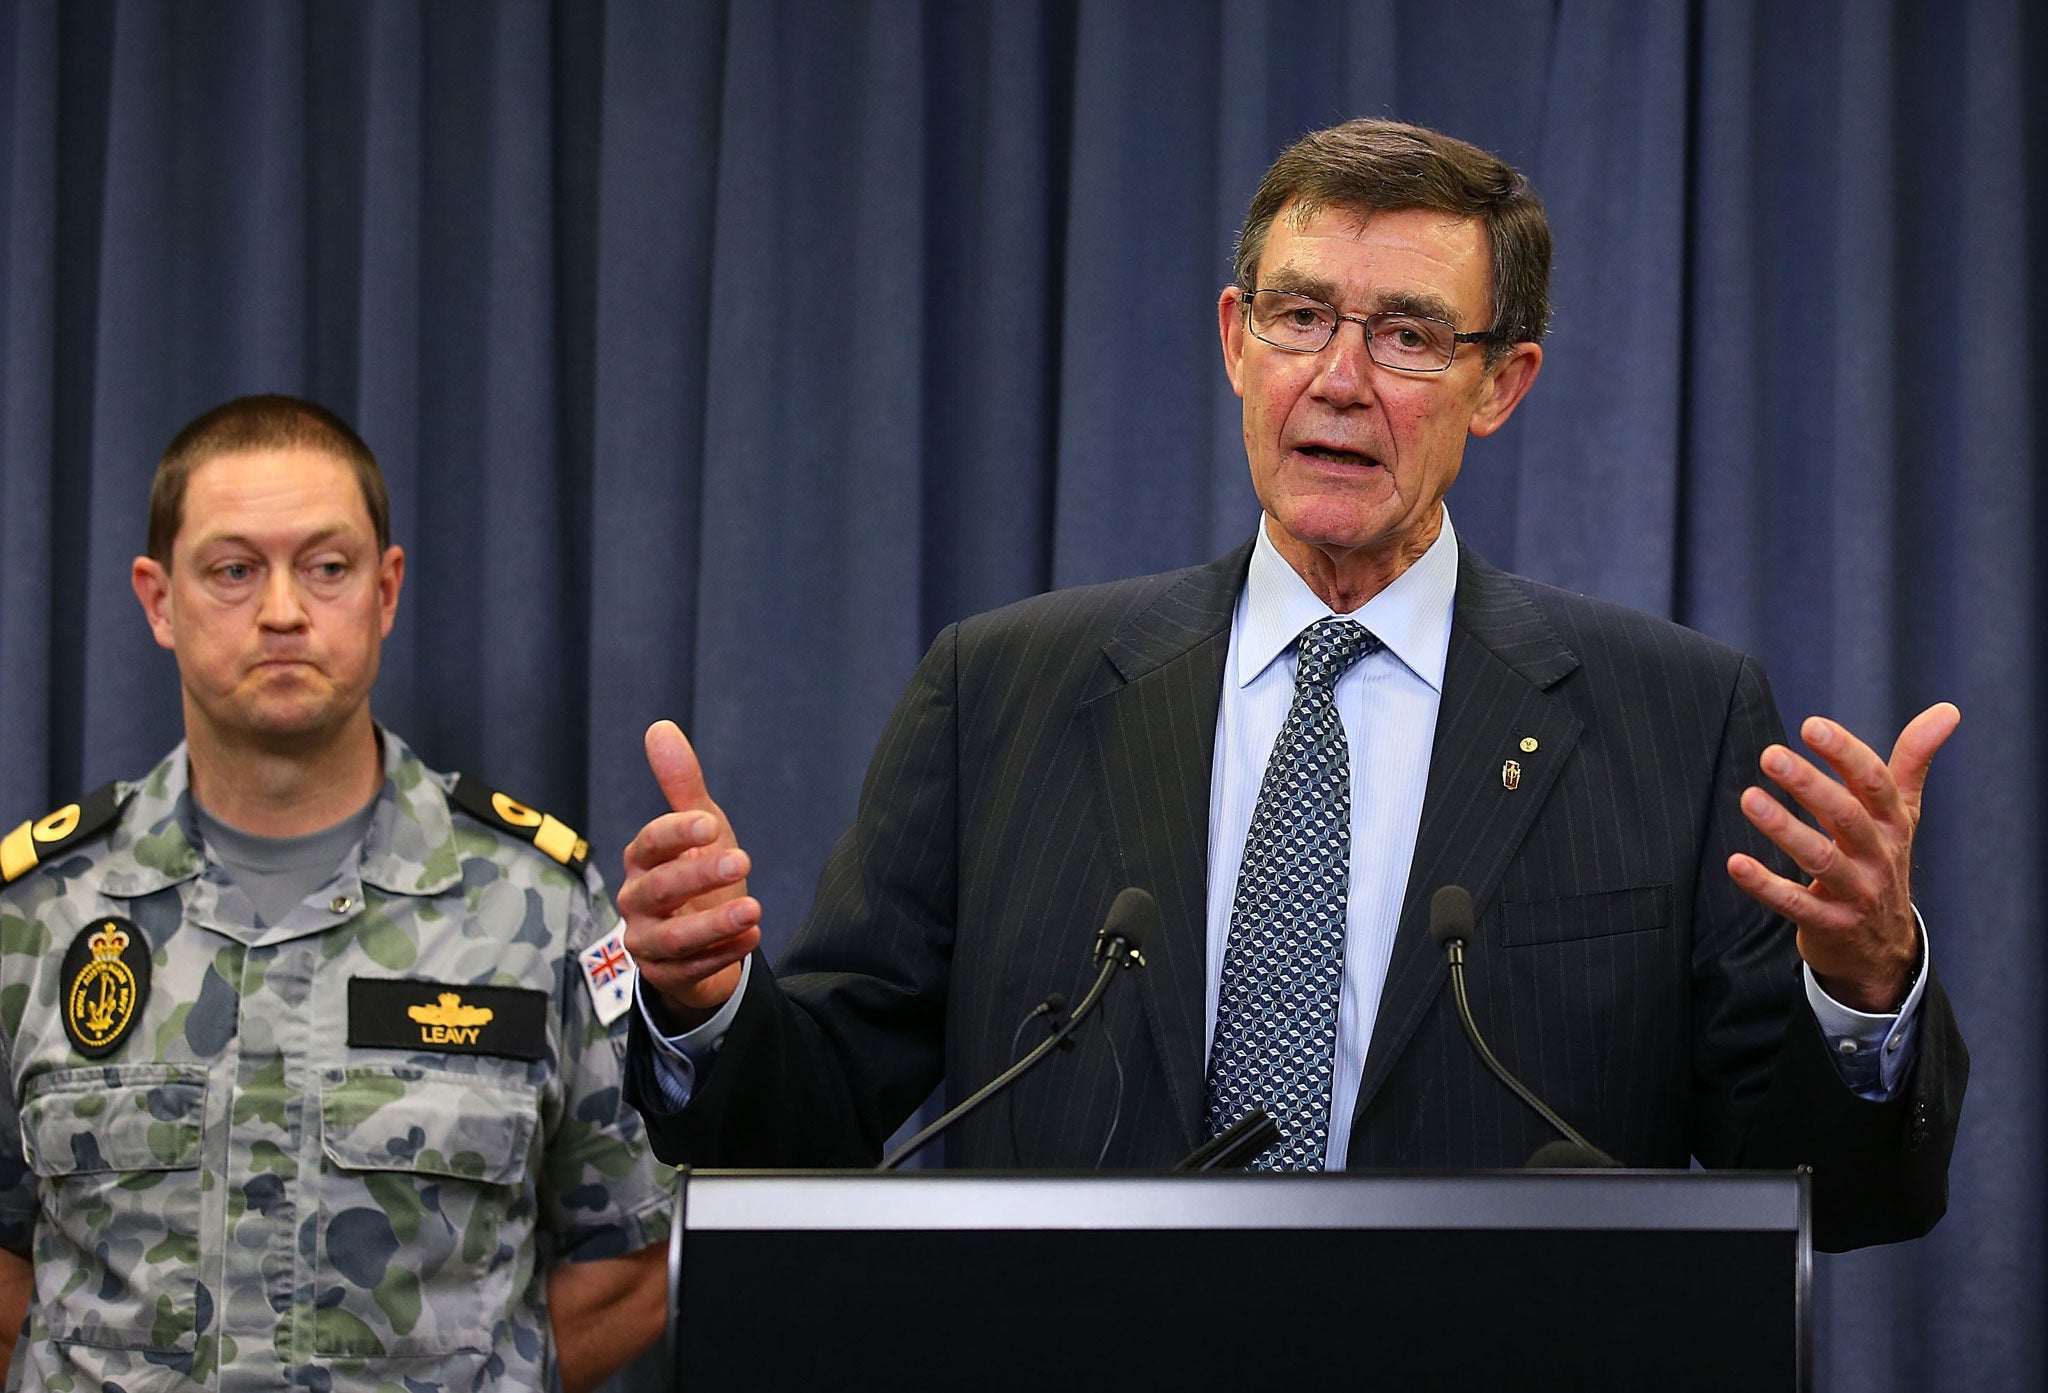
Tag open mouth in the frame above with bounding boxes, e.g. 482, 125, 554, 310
1295, 444, 1379, 468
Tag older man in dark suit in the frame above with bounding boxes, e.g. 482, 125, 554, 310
615, 118, 1964, 1251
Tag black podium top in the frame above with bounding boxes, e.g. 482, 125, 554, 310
668, 1170, 1810, 1393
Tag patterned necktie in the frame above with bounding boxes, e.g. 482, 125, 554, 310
1204, 616, 1382, 1170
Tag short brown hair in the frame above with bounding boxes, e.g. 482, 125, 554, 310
148, 394, 390, 564
1234, 118, 1552, 361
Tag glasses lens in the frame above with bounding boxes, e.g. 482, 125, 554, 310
1248, 291, 1335, 351
1365, 314, 1456, 371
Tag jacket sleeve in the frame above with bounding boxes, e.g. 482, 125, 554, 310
1694, 657, 1968, 1251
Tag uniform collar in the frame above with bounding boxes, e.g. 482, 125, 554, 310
96, 726, 463, 902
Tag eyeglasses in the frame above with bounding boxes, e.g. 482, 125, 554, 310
1239, 288, 1498, 373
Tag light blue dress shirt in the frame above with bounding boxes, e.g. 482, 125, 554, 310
642, 507, 1926, 1141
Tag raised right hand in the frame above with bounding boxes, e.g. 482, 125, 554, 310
617, 721, 761, 1021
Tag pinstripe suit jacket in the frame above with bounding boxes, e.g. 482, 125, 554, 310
632, 539, 1964, 1250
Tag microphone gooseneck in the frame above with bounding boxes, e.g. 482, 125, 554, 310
1174, 1107, 1282, 1172
1429, 886, 1618, 1168
879, 888, 1154, 1171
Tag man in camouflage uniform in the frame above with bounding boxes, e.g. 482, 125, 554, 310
0, 396, 672, 1391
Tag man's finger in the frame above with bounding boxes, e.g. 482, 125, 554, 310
645, 719, 715, 815
618, 845, 752, 922
1889, 702, 1961, 804
1795, 717, 1904, 829
622, 808, 725, 877
1741, 786, 1854, 887
1728, 852, 1823, 922
1759, 744, 1883, 857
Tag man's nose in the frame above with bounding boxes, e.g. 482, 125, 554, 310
1310, 319, 1379, 406
258, 570, 310, 628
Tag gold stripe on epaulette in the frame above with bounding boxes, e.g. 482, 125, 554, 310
0, 822, 37, 883
1, 786, 127, 886
451, 776, 590, 873
533, 815, 580, 866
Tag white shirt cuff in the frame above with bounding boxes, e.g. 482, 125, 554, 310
634, 955, 752, 1111
1803, 906, 1928, 1101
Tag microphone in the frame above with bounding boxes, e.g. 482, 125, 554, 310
1429, 885, 1618, 1168
1025, 992, 1070, 1032
880, 888, 1155, 1170
1174, 1107, 1281, 1172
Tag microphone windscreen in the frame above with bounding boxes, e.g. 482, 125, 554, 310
1428, 884, 1474, 948
1103, 887, 1158, 951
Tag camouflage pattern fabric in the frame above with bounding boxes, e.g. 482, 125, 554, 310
0, 730, 673, 1391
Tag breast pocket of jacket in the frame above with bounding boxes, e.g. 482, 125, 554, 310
19, 1064, 208, 1353
316, 1066, 539, 1358
1498, 884, 1672, 947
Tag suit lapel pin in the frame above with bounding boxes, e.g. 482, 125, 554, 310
1502, 759, 1522, 790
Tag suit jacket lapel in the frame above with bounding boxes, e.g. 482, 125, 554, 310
1082, 541, 1251, 1149
1351, 544, 1584, 1127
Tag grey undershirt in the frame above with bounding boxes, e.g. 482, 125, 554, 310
193, 791, 381, 928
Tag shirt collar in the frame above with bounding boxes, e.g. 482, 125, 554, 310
1236, 506, 1459, 692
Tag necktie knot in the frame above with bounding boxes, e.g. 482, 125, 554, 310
1294, 617, 1380, 695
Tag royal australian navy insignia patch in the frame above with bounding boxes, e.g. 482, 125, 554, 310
61, 917, 151, 1058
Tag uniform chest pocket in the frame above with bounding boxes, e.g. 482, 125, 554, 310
315, 1066, 539, 1358
19, 1064, 207, 1354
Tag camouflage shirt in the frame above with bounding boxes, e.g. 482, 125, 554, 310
0, 731, 672, 1391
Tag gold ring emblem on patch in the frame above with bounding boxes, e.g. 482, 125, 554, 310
61, 917, 151, 1058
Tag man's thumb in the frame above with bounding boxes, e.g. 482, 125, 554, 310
645, 720, 709, 812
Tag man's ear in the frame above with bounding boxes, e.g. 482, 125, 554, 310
1468, 341, 1543, 438
131, 557, 176, 651
377, 545, 406, 639
1217, 285, 1249, 399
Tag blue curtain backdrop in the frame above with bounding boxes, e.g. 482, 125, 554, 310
1, 2, 2040, 1389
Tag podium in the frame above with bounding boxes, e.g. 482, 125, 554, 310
666, 1169, 1810, 1392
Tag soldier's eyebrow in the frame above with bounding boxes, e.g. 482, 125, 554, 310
186, 524, 358, 557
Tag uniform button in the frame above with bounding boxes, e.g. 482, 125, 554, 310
329, 895, 354, 914
1886, 1037, 1901, 1052
1836, 1039, 1859, 1056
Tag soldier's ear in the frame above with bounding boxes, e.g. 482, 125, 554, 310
131, 557, 176, 651
377, 545, 405, 638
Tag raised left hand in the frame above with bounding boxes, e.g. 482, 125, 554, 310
1727, 702, 1961, 1013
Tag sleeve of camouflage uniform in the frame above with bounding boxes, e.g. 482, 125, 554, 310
0, 1032, 29, 1259
543, 869, 674, 1263
0, 893, 38, 1261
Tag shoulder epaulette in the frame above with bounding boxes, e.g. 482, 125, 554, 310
0, 783, 127, 885
449, 775, 591, 873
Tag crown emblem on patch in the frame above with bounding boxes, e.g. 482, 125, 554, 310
88, 923, 130, 960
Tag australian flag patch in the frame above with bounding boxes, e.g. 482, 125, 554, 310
579, 922, 637, 1026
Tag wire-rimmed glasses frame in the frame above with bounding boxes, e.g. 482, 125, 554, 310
1237, 286, 1499, 374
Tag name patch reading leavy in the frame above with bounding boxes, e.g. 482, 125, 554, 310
348, 979, 549, 1061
